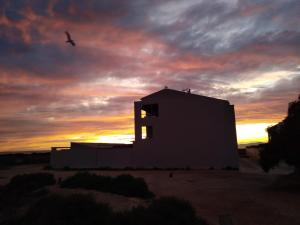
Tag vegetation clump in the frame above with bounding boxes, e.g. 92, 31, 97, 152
11, 194, 207, 225
259, 95, 300, 173
60, 172, 154, 199
5, 172, 55, 194
17, 194, 113, 225
0, 173, 55, 224
114, 196, 207, 225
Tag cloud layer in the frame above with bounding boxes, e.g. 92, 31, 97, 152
0, 0, 299, 151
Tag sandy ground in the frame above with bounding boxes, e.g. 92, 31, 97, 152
0, 159, 299, 225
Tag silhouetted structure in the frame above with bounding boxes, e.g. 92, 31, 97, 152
260, 94, 300, 172
0, 152, 49, 167
51, 89, 239, 169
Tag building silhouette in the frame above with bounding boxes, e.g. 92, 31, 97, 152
51, 88, 239, 169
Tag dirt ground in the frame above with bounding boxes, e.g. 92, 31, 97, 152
0, 159, 299, 225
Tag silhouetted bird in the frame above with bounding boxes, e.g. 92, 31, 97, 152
65, 31, 76, 46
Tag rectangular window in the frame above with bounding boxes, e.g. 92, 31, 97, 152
141, 110, 147, 118
142, 126, 153, 139
142, 126, 147, 139
141, 104, 159, 118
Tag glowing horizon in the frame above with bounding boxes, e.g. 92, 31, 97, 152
0, 121, 279, 152
91, 122, 278, 146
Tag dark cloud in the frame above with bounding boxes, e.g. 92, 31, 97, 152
0, 0, 299, 150
52, 0, 128, 23
0, 25, 30, 52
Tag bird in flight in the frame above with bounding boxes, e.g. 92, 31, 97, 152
65, 31, 76, 46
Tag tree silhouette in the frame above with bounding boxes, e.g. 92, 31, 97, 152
259, 95, 300, 173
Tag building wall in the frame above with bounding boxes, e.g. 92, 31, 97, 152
133, 93, 239, 169
51, 143, 133, 169
50, 149, 72, 168
96, 147, 133, 168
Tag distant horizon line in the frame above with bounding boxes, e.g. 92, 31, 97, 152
0, 150, 51, 155
0, 141, 267, 154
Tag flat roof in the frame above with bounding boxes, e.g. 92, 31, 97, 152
141, 88, 229, 103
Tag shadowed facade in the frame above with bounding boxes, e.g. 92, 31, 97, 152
51, 89, 239, 169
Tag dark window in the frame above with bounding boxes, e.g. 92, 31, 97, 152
141, 104, 159, 118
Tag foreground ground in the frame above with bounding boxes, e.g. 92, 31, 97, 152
0, 159, 299, 225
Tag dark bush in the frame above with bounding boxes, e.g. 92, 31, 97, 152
60, 172, 112, 190
5, 173, 55, 194
0, 153, 50, 167
111, 174, 154, 198
260, 95, 300, 172
0, 173, 54, 224
60, 172, 154, 198
18, 194, 113, 225
147, 197, 205, 225
114, 197, 207, 225
6, 193, 207, 225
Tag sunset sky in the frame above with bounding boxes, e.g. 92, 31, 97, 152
0, 0, 299, 152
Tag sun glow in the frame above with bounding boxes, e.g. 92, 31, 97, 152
97, 123, 275, 145
0, 121, 278, 152
97, 134, 134, 144
236, 123, 276, 144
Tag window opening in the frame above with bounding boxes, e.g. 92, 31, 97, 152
141, 104, 158, 118
142, 126, 153, 139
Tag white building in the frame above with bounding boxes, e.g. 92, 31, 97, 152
51, 88, 239, 169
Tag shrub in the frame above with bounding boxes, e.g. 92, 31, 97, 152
114, 197, 208, 225
60, 172, 112, 190
60, 172, 154, 199
18, 194, 113, 225
149, 197, 206, 225
110, 174, 154, 198
6, 193, 207, 225
5, 173, 55, 194
260, 95, 300, 172
0, 173, 54, 224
